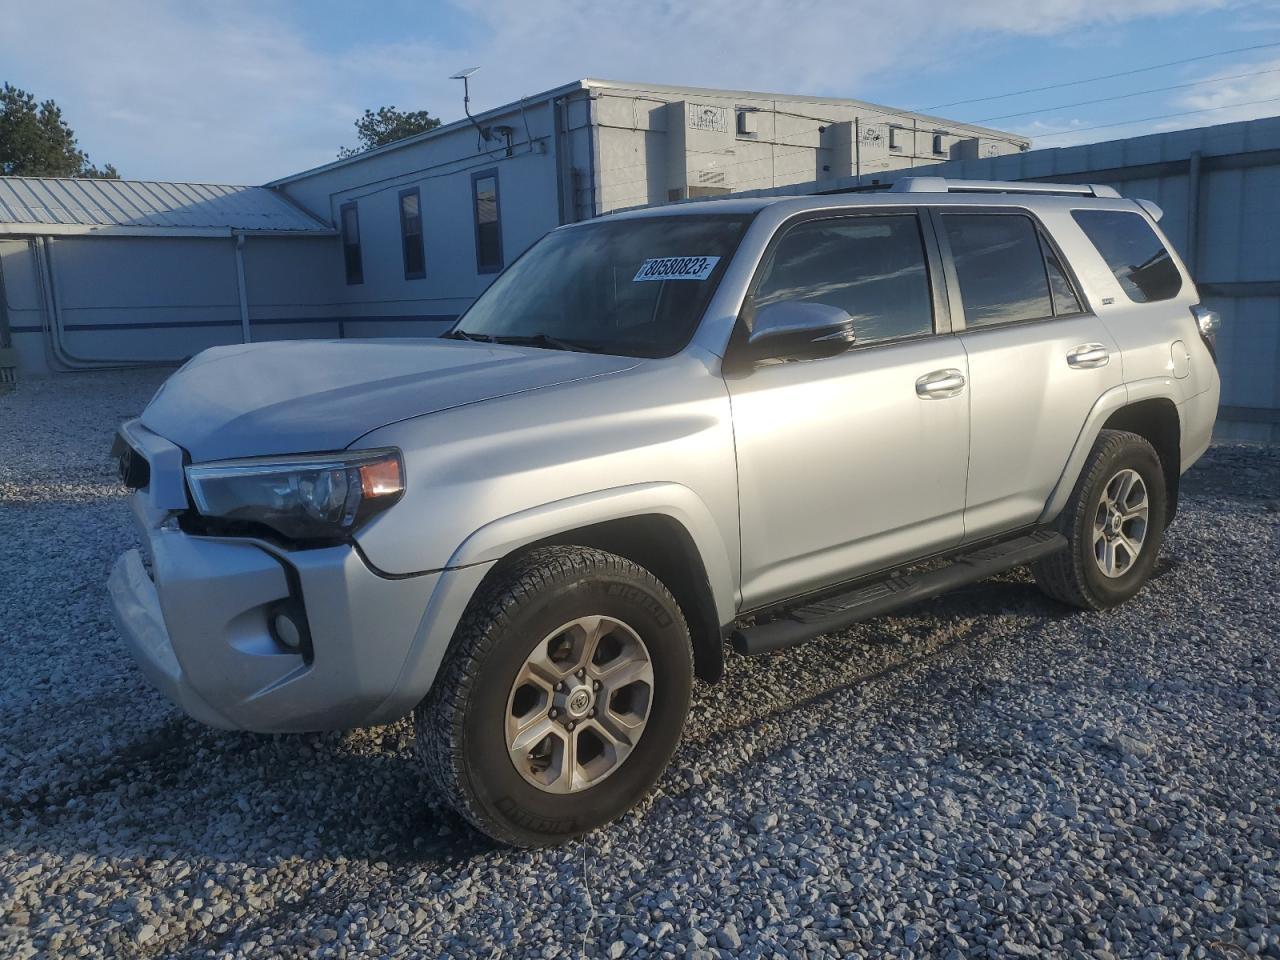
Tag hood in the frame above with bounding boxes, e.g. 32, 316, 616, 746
141, 338, 640, 462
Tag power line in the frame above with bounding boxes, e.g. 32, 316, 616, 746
1030, 94, 1280, 139
923, 40, 1280, 110
973, 65, 1280, 123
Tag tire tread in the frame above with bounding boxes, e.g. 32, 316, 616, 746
414, 545, 689, 847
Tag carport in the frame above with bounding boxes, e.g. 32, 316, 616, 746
0, 176, 339, 377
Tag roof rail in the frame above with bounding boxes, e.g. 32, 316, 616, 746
890, 177, 1121, 199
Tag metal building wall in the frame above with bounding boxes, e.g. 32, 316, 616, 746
730, 116, 1280, 441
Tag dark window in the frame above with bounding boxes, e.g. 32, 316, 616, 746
932, 133, 945, 155
943, 213, 1053, 327
1072, 209, 1181, 303
1041, 233, 1084, 316
399, 188, 425, 280
752, 215, 934, 344
340, 202, 362, 285
455, 214, 750, 358
472, 170, 503, 273
889, 127, 902, 151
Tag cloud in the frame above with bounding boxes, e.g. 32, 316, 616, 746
1010, 54, 1280, 147
0, 0, 1239, 183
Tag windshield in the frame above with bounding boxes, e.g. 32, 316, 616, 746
451, 214, 752, 358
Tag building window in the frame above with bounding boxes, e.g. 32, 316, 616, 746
932, 133, 946, 155
340, 201, 363, 285
889, 126, 903, 151
471, 169, 503, 274
399, 188, 425, 280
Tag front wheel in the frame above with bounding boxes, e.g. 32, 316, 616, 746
1032, 429, 1168, 610
415, 546, 693, 846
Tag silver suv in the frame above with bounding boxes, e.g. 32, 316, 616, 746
109, 178, 1221, 846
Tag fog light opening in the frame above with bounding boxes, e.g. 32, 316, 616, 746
269, 604, 311, 660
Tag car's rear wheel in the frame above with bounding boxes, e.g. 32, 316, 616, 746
415, 545, 693, 847
1032, 429, 1168, 610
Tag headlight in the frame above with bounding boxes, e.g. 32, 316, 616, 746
185, 449, 404, 541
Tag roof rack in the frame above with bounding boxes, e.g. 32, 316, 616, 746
890, 177, 1121, 199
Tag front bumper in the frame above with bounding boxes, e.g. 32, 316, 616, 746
109, 492, 442, 733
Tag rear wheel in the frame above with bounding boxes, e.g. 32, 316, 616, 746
415, 546, 693, 846
1033, 429, 1168, 610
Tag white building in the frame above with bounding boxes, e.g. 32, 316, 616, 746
0, 79, 1027, 375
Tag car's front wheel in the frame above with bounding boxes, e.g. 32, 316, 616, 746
1032, 428, 1168, 610
415, 546, 693, 846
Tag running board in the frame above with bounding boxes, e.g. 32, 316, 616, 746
730, 529, 1066, 657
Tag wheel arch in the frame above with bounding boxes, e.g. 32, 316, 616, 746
446, 483, 737, 683
1041, 381, 1183, 525
1099, 398, 1181, 522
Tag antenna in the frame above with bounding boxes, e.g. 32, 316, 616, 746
449, 67, 490, 144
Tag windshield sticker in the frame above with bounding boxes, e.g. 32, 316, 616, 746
632, 256, 720, 282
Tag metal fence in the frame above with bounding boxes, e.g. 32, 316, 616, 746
732, 115, 1280, 441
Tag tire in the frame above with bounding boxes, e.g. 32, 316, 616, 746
1032, 429, 1168, 611
415, 545, 693, 847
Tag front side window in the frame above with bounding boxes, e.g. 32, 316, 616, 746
751, 214, 934, 344
472, 171, 503, 273
340, 201, 362, 285
454, 214, 751, 358
944, 213, 1054, 327
399, 188, 425, 280
1072, 209, 1181, 303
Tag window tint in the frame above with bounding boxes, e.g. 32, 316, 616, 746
340, 202, 362, 285
1072, 209, 1181, 303
1042, 236, 1083, 316
457, 215, 750, 358
752, 215, 933, 344
943, 214, 1052, 326
399, 188, 425, 280
472, 171, 503, 273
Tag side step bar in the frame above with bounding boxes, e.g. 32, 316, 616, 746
730, 529, 1067, 657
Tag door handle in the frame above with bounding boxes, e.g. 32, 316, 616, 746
915, 368, 966, 399
1067, 343, 1110, 369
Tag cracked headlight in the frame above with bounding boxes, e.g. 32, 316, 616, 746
185, 449, 404, 541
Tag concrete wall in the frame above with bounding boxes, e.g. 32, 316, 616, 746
591, 84, 1029, 214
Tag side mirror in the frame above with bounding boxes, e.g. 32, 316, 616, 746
746, 300, 857, 362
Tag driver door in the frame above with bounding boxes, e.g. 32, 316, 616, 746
725, 211, 970, 610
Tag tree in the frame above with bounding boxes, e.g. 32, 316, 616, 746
0, 83, 118, 178
338, 106, 441, 158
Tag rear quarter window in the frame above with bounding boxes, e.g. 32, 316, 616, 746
1071, 209, 1182, 303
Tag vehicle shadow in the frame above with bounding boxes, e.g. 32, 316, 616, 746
5, 570, 1079, 870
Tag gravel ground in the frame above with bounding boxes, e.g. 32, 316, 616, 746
2, 368, 1278, 960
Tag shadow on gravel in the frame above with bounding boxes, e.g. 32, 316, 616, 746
6, 717, 494, 867
2, 521, 1196, 871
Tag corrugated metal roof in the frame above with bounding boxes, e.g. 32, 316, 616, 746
0, 177, 333, 236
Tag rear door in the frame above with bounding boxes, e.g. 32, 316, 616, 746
932, 208, 1123, 541
726, 210, 970, 610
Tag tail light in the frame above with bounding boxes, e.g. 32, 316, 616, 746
1190, 305, 1220, 364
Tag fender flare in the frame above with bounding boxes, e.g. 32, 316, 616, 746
447, 481, 738, 624
367, 482, 738, 721
1038, 377, 1180, 524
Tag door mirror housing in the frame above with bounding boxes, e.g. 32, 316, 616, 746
746, 300, 857, 362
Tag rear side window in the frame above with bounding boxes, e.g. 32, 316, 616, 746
943, 214, 1053, 327
752, 214, 934, 344
1072, 209, 1181, 303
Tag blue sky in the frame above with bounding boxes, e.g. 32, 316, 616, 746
3, 0, 1279, 184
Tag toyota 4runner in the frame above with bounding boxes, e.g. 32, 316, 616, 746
109, 178, 1221, 846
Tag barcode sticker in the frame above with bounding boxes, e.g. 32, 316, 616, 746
632, 256, 720, 282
